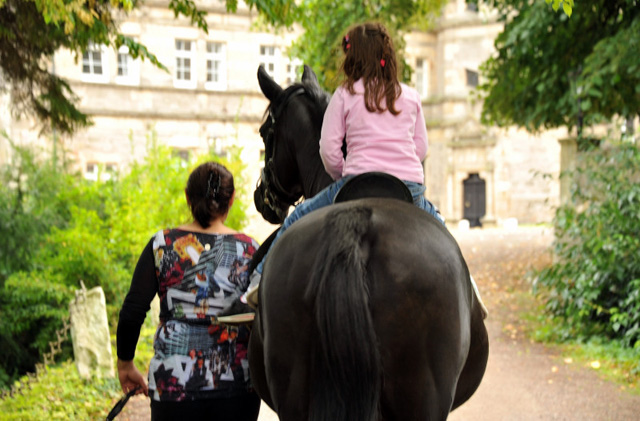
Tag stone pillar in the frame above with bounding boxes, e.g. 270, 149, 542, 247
69, 282, 115, 379
558, 137, 577, 205
479, 168, 497, 227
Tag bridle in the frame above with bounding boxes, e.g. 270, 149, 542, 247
255, 86, 307, 224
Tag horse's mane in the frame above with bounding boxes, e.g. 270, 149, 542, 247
258, 72, 337, 201
265, 80, 331, 124
298, 80, 331, 114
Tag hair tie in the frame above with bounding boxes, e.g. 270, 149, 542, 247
380, 58, 386, 68
207, 172, 221, 200
343, 35, 351, 51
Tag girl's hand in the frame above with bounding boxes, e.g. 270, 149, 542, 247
117, 359, 149, 396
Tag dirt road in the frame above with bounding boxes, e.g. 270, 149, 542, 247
117, 226, 640, 420
448, 227, 639, 420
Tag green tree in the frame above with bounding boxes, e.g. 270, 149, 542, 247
477, 0, 640, 140
252, 0, 447, 90
479, 0, 575, 16
0, 0, 290, 136
0, 134, 76, 283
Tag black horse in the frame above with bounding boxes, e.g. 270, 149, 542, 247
248, 65, 488, 421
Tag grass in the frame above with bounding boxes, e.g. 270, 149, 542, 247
0, 361, 121, 420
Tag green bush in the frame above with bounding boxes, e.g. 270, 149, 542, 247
0, 138, 78, 283
0, 271, 73, 384
535, 141, 640, 350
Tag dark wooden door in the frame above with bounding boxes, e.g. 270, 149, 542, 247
463, 173, 486, 227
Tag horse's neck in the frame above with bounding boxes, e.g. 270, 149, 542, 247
298, 149, 333, 199
292, 92, 333, 199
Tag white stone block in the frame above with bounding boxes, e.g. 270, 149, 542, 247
69, 285, 115, 379
503, 217, 518, 231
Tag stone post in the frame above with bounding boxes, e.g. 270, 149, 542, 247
558, 137, 577, 205
69, 282, 115, 379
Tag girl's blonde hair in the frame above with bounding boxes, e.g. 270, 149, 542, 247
340, 22, 401, 115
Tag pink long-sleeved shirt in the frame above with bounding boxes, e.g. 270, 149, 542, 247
319, 79, 428, 184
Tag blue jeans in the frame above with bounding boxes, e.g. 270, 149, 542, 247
255, 177, 443, 274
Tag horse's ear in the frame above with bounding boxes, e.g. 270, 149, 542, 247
258, 65, 283, 102
301, 65, 319, 87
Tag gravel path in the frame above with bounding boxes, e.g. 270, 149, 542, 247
116, 226, 640, 420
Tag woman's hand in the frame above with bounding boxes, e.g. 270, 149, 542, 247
117, 359, 149, 396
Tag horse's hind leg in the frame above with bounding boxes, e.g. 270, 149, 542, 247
248, 315, 274, 410
379, 366, 456, 421
452, 309, 489, 410
376, 314, 460, 420
265, 356, 310, 421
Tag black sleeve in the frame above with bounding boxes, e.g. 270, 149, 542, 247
116, 238, 158, 361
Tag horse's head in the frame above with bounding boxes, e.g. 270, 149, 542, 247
254, 65, 332, 224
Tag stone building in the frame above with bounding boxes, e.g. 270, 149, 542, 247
414, 0, 564, 226
1, 0, 565, 237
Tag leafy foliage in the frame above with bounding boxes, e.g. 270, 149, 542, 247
240, 0, 447, 91
0, 0, 179, 135
535, 142, 640, 349
0, 359, 122, 420
0, 136, 76, 283
545, 0, 574, 16
0, 0, 210, 135
579, 17, 640, 123
478, 0, 640, 135
0, 271, 72, 385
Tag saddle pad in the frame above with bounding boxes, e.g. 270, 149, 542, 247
216, 313, 255, 325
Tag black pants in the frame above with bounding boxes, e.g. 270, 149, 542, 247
150, 392, 261, 421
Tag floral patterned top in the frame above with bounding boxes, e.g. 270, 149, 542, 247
117, 228, 259, 402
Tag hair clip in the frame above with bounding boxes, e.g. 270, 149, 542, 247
380, 59, 386, 68
207, 172, 221, 200
343, 35, 351, 51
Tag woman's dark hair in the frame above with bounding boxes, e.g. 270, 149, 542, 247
341, 22, 401, 115
185, 162, 234, 228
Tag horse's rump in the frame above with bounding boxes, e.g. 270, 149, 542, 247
256, 199, 474, 420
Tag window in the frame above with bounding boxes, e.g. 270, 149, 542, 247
174, 39, 196, 89
466, 69, 479, 87
285, 59, 303, 85
81, 44, 109, 83
415, 58, 430, 99
84, 162, 116, 181
466, 2, 479, 12
173, 149, 191, 162
208, 136, 230, 159
205, 42, 227, 90
115, 45, 140, 85
259, 45, 278, 79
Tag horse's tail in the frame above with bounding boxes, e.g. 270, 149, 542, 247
305, 205, 381, 421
